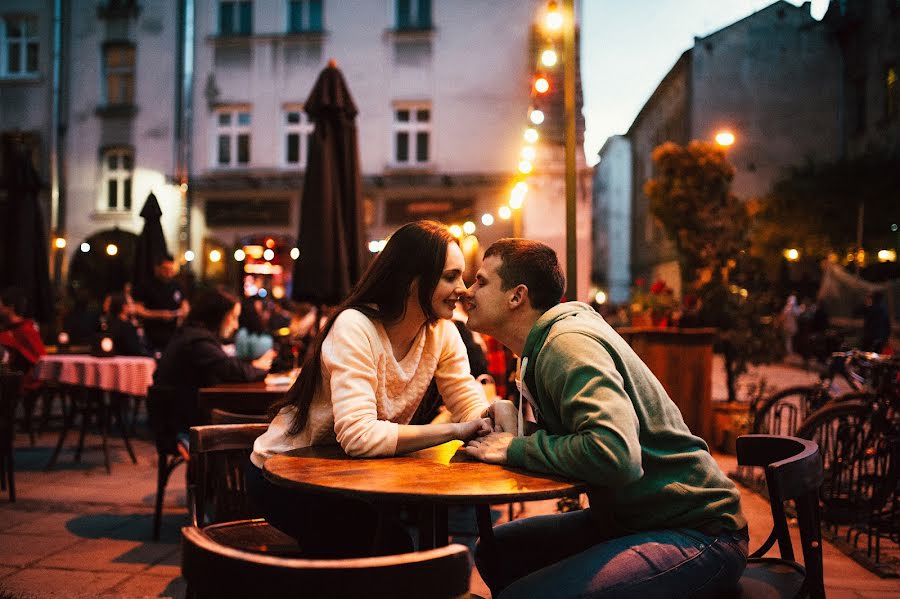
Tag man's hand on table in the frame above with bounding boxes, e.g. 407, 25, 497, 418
455, 417, 492, 442
464, 432, 514, 464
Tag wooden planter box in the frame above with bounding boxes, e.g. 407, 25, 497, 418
618, 327, 717, 443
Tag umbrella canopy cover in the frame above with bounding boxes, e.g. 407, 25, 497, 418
0, 137, 53, 323
133, 192, 169, 290
292, 64, 366, 306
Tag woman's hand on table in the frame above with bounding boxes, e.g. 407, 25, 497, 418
464, 432, 514, 464
252, 349, 278, 371
482, 400, 517, 434
454, 418, 492, 442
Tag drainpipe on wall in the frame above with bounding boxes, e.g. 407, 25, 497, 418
50, 0, 65, 287
175, 0, 195, 262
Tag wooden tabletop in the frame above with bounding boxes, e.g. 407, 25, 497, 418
198, 380, 291, 415
263, 441, 586, 505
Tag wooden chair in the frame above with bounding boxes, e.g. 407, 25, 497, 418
734, 434, 825, 599
181, 525, 472, 599
0, 371, 23, 501
189, 423, 300, 555
209, 408, 270, 425
146, 384, 190, 540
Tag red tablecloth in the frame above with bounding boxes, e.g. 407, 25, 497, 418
34, 355, 156, 397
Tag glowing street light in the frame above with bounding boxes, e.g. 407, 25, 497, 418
80, 242, 91, 253
462, 221, 476, 235
106, 243, 118, 256
534, 77, 550, 94
209, 249, 222, 263
523, 128, 539, 144
878, 249, 897, 262
529, 109, 545, 125
481, 213, 494, 226
263, 248, 275, 261
234, 248, 246, 261
448, 224, 463, 238
715, 130, 736, 147
54, 237, 66, 249
783, 248, 800, 261
290, 247, 300, 260
184, 250, 195, 262
545, 0, 563, 31
540, 49, 558, 68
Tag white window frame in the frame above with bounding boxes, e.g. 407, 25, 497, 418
287, 0, 323, 33
282, 105, 314, 168
391, 102, 431, 168
100, 148, 134, 213
213, 107, 252, 168
0, 15, 39, 78
103, 43, 135, 106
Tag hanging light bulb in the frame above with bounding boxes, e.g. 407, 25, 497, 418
545, 1, 563, 31
521, 146, 536, 161
524, 128, 539, 144
234, 248, 246, 261
534, 76, 550, 94
529, 109, 545, 125
462, 221, 476, 235
510, 181, 528, 209
106, 243, 119, 256
498, 206, 512, 220
481, 213, 494, 226
540, 48, 558, 68
518, 160, 533, 174
209, 249, 222, 263
449, 224, 463, 238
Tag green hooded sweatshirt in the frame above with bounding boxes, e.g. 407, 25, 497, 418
507, 302, 746, 537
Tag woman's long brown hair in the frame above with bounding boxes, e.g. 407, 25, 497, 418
268, 220, 457, 435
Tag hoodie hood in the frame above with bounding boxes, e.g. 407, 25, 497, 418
520, 302, 597, 395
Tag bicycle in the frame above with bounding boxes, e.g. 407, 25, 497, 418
750, 351, 873, 438
794, 352, 900, 563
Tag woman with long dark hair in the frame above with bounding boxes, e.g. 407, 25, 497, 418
249, 220, 491, 556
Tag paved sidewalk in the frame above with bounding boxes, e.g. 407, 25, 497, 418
0, 359, 898, 598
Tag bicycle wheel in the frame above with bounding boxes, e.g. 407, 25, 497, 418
751, 385, 825, 436
795, 400, 894, 527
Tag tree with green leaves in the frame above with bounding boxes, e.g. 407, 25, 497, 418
645, 141, 783, 403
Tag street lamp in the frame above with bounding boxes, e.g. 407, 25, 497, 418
783, 248, 800, 261
715, 130, 735, 147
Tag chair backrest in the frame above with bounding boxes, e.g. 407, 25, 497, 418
209, 408, 270, 425
147, 384, 194, 455
182, 525, 472, 599
736, 434, 825, 599
189, 423, 269, 527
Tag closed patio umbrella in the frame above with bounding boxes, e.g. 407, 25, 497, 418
0, 137, 53, 324
291, 61, 365, 307
133, 192, 169, 290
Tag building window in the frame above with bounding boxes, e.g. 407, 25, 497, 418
288, 0, 323, 32
215, 108, 251, 167
396, 0, 431, 30
104, 44, 135, 105
392, 104, 431, 166
101, 148, 133, 212
283, 107, 313, 167
1, 16, 39, 77
219, 1, 252, 35
886, 66, 897, 120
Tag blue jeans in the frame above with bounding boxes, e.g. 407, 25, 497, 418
475, 509, 748, 598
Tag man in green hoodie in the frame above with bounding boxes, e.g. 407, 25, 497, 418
463, 238, 747, 598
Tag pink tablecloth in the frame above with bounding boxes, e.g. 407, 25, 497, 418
34, 355, 156, 397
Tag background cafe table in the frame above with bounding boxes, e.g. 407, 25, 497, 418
198, 371, 298, 419
33, 354, 156, 472
263, 440, 587, 550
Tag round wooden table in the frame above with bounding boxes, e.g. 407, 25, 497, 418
263, 441, 586, 549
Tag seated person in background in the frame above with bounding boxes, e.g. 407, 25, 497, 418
154, 288, 275, 434
463, 239, 748, 599
100, 293, 149, 357
235, 295, 274, 360
0, 286, 46, 394
249, 220, 492, 558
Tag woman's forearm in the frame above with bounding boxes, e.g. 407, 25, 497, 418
395, 422, 462, 454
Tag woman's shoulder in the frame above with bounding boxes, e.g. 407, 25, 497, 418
329, 308, 381, 339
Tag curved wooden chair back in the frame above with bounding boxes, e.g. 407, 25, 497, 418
735, 434, 825, 599
182, 525, 472, 599
189, 423, 269, 527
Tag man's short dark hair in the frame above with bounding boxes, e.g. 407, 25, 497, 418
483, 239, 565, 312
186, 287, 238, 332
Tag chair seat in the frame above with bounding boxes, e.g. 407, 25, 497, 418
203, 518, 305, 556
733, 561, 805, 598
